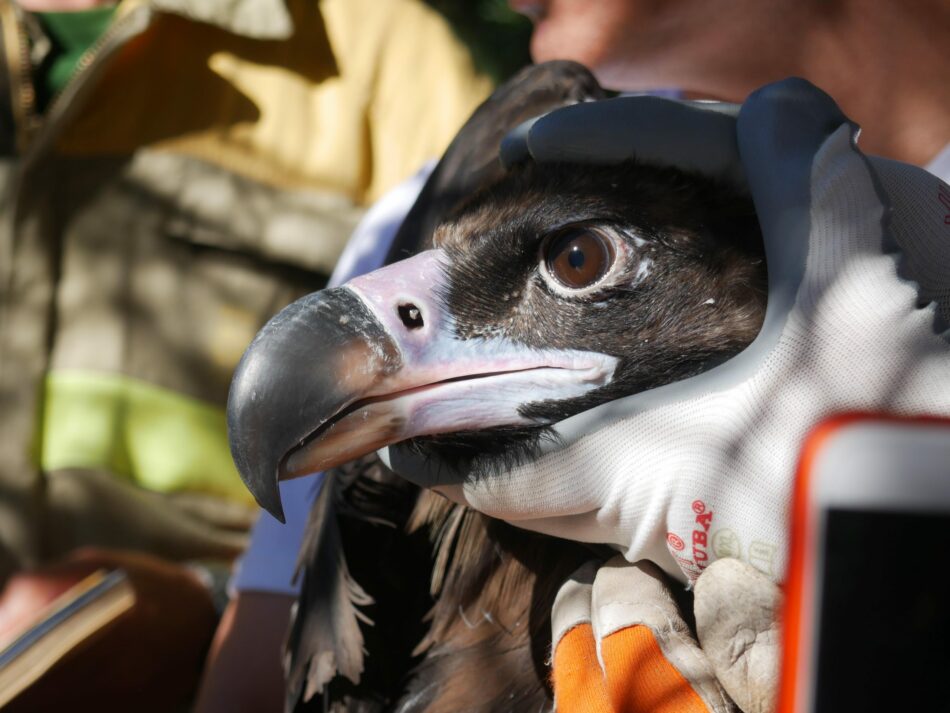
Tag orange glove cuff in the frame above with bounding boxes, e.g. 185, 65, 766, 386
553, 623, 711, 713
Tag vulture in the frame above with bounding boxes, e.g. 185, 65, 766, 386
228, 62, 767, 712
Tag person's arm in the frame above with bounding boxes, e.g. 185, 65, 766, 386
194, 590, 294, 713
194, 474, 320, 713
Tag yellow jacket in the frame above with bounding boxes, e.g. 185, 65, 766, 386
0, 0, 490, 569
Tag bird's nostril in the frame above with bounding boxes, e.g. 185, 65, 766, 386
398, 303, 425, 330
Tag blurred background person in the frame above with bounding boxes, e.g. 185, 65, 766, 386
0, 0, 493, 709
509, 0, 949, 171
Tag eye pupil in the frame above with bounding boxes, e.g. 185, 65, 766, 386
568, 248, 586, 269
544, 226, 615, 290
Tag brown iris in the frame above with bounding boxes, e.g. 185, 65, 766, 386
544, 226, 615, 290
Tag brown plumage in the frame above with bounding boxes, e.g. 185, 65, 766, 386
401, 498, 607, 712
286, 61, 766, 712
291, 459, 600, 713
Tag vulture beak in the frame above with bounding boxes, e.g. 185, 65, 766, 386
227, 250, 617, 521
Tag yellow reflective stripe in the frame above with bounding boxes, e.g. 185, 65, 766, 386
40, 370, 253, 504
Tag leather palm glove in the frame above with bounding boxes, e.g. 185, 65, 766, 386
551, 557, 781, 713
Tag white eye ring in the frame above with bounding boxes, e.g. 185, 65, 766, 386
538, 224, 634, 298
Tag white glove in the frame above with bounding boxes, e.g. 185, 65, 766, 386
390, 78, 950, 586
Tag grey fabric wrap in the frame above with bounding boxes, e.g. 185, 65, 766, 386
499, 96, 745, 187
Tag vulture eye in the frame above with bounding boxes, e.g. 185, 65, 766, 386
542, 225, 616, 292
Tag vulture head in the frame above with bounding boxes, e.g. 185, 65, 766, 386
225, 61, 778, 710
228, 114, 765, 524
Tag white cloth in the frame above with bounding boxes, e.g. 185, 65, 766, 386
455, 133, 949, 585
387, 81, 950, 585
230, 163, 433, 595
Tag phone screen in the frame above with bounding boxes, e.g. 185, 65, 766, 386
813, 508, 950, 711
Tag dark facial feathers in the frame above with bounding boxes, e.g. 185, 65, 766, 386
409, 159, 765, 472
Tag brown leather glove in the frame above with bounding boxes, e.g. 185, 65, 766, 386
551, 557, 781, 713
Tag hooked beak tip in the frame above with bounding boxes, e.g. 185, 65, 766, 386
228, 427, 287, 523
256, 480, 286, 523
227, 349, 288, 525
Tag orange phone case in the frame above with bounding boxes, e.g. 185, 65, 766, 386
778, 412, 950, 713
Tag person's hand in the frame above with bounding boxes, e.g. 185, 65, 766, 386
0, 547, 218, 713
0, 554, 103, 643
550, 556, 781, 713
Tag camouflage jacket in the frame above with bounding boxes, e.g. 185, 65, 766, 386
0, 0, 488, 573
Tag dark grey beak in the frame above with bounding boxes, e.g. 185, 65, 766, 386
227, 288, 399, 521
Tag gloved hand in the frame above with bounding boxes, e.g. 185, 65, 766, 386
386, 77, 950, 596
551, 556, 781, 713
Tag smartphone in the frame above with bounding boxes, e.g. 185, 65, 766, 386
779, 414, 950, 713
